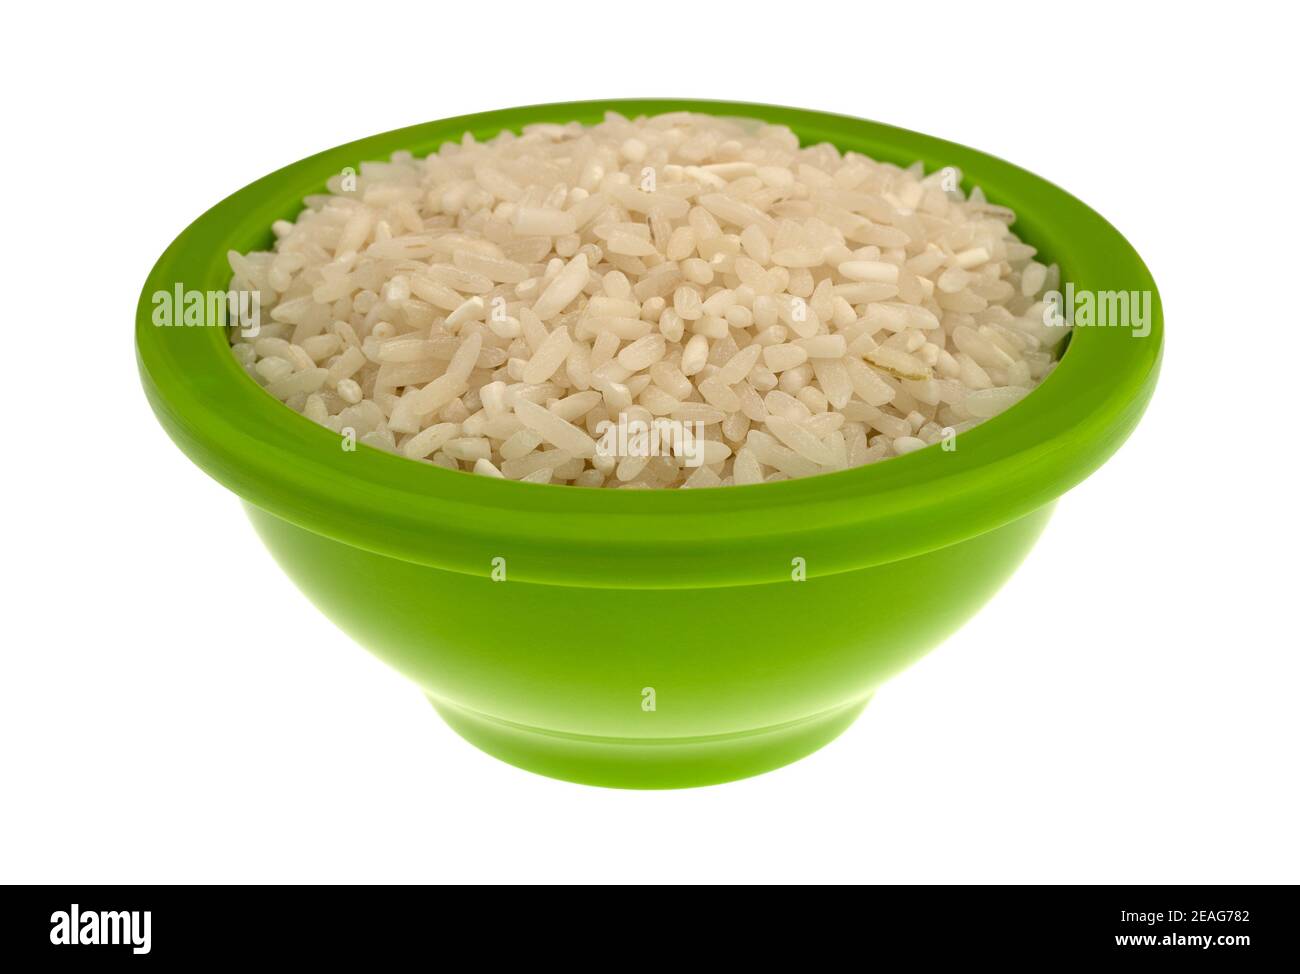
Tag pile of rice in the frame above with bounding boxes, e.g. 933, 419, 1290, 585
228, 111, 1067, 488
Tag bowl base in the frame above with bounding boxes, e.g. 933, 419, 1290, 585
430, 697, 870, 789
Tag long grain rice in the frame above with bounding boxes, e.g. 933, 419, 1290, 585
230, 112, 1067, 488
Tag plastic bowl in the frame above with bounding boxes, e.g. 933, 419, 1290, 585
136, 99, 1162, 788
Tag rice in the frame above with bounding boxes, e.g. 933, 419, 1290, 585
229, 111, 1069, 488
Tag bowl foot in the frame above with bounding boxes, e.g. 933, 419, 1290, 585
429, 697, 869, 789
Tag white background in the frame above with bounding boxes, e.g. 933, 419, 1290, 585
3, 2, 1296, 884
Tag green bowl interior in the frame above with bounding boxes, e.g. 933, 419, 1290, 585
136, 99, 1162, 588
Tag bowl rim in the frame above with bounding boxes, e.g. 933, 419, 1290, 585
136, 98, 1162, 587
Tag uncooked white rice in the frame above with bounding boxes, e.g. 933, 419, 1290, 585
229, 111, 1069, 489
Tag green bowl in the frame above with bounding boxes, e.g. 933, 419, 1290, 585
136, 99, 1162, 788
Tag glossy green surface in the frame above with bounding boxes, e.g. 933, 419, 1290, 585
247, 501, 1053, 787
137, 100, 1162, 787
